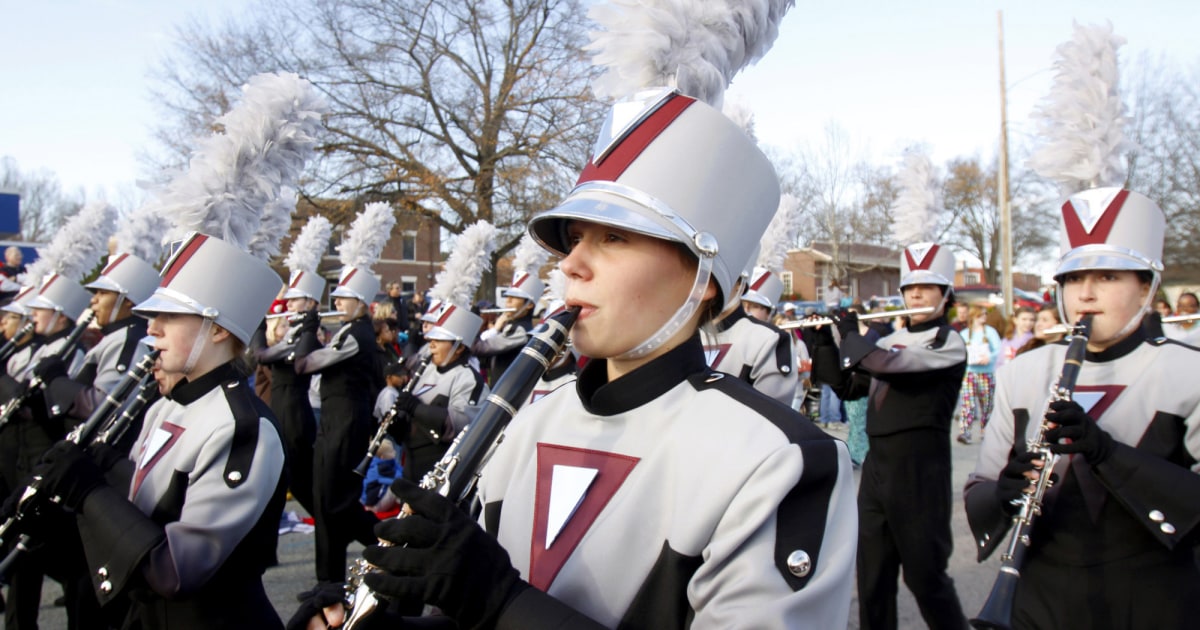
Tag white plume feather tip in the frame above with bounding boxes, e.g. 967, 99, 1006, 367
114, 202, 174, 264
889, 152, 944, 245
430, 221, 498, 308
26, 201, 117, 285
757, 193, 801, 272
248, 187, 300, 261
586, 0, 796, 107
545, 267, 567, 302
337, 202, 397, 270
284, 216, 333, 274
1027, 21, 1135, 195
161, 71, 328, 249
511, 234, 550, 277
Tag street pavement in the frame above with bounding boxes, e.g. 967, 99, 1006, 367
34, 424, 1002, 629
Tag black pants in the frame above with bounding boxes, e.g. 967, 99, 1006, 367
312, 397, 379, 583
857, 428, 966, 630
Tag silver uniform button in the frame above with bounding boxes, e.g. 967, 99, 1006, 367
781, 366, 791, 374
117, 364, 126, 372
1148, 510, 1165, 523
786, 550, 812, 577
842, 357, 851, 368
1161, 522, 1176, 535
97, 566, 108, 579
227, 471, 243, 483
99, 580, 112, 594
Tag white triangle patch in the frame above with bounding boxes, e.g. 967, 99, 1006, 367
1072, 391, 1105, 415
704, 348, 721, 366
1067, 191, 1119, 234
140, 427, 174, 469
591, 87, 675, 162
546, 465, 598, 549
907, 243, 935, 267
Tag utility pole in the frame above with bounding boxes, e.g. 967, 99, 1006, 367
997, 10, 1013, 317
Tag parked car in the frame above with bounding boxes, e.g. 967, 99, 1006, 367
781, 300, 827, 316
954, 284, 1044, 310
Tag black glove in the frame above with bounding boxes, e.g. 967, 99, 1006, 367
1044, 399, 1115, 464
35, 441, 106, 511
805, 318, 834, 347
292, 309, 321, 336
88, 443, 127, 473
362, 478, 529, 629
995, 451, 1039, 515
391, 391, 419, 415
31, 356, 68, 384
287, 581, 345, 630
384, 414, 412, 445
835, 311, 859, 340
0, 374, 23, 400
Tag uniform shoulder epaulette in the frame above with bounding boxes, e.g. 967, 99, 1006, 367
219, 378, 262, 489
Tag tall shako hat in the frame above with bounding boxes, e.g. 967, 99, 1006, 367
1, 285, 39, 318
330, 202, 396, 305
744, 193, 802, 310
886, 150, 954, 292
528, 0, 794, 359
424, 221, 497, 346
25, 201, 117, 321
135, 72, 327, 345
899, 243, 955, 289
1026, 23, 1153, 335
502, 234, 548, 304
283, 215, 333, 301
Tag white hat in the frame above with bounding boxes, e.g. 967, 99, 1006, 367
134, 233, 283, 344
85, 252, 161, 304
424, 222, 496, 345
501, 270, 544, 304
284, 270, 328, 301
899, 243, 956, 289
1, 285, 37, 317
330, 266, 380, 304
331, 203, 396, 305
422, 301, 484, 344
282, 216, 333, 301
528, 88, 779, 305
29, 273, 91, 321
742, 267, 783, 309
1054, 187, 1164, 279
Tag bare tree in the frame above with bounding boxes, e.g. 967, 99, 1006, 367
0, 157, 84, 243
149, 0, 605, 292
1126, 53, 1200, 283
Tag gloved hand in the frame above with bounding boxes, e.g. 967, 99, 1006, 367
835, 310, 860, 340
88, 443, 127, 473
805, 318, 834, 347
384, 414, 412, 445
31, 356, 68, 384
1045, 399, 1115, 464
291, 309, 321, 336
391, 391, 419, 416
362, 478, 529, 629
35, 441, 106, 511
995, 451, 1039, 515
286, 581, 345, 630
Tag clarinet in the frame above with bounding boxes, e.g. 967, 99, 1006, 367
0, 348, 161, 579
354, 354, 433, 476
970, 314, 1093, 630
0, 310, 97, 429
342, 306, 579, 630
0, 322, 35, 366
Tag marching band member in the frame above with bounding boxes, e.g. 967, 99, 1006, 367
472, 234, 545, 386
295, 203, 393, 584
814, 242, 969, 629
252, 216, 333, 517
345, 88, 856, 629
387, 222, 492, 484
524, 269, 579, 406
965, 188, 1200, 627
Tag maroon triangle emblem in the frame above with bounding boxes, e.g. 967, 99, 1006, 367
1071, 385, 1126, 420
1067, 384, 1126, 523
703, 343, 732, 369
530, 443, 638, 591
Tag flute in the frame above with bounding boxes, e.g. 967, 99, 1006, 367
1161, 312, 1200, 324
479, 307, 517, 314
779, 306, 936, 329
265, 310, 344, 321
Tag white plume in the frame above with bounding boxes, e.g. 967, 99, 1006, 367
889, 152, 944, 245
114, 202, 173, 264
248, 186, 299, 261
162, 71, 328, 249
587, 0, 796, 107
430, 221, 497, 308
25, 201, 117, 286
757, 193, 801, 272
338, 202, 396, 270
1027, 21, 1135, 195
284, 215, 333, 274
511, 233, 550, 276
545, 267, 567, 302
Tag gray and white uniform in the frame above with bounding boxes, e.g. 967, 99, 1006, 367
965, 330, 1200, 628
478, 337, 856, 629
401, 355, 488, 483
701, 307, 798, 406
44, 316, 149, 425
73, 362, 287, 629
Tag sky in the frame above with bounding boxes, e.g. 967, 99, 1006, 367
1, 1, 1198, 215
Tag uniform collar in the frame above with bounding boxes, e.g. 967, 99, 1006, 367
576, 334, 708, 416
101, 315, 147, 336
1085, 326, 1147, 363
167, 361, 243, 404
908, 315, 949, 333
718, 305, 748, 331
436, 351, 472, 373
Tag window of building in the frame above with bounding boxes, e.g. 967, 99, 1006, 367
401, 275, 417, 294
780, 271, 793, 297
401, 231, 417, 261
965, 271, 981, 284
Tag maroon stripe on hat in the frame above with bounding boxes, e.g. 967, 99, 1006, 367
100, 253, 129, 276
289, 272, 304, 288
1063, 189, 1128, 248
38, 274, 58, 294
750, 270, 771, 291
339, 268, 358, 286
160, 235, 208, 287
513, 273, 528, 288
576, 94, 695, 185
905, 244, 940, 271
435, 304, 456, 327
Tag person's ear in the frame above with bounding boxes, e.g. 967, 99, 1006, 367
212, 325, 233, 343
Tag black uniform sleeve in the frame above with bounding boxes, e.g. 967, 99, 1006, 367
76, 485, 167, 605
963, 478, 1014, 561
496, 587, 608, 630
1092, 442, 1200, 549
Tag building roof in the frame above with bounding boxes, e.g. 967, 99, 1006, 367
801, 241, 901, 269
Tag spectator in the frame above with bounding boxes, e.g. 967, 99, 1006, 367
0, 246, 25, 279
404, 290, 427, 357
1015, 304, 1066, 356
1153, 297, 1173, 319
360, 438, 401, 517
997, 306, 1036, 367
957, 304, 1001, 444
385, 282, 410, 331
824, 278, 843, 310
373, 361, 409, 422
